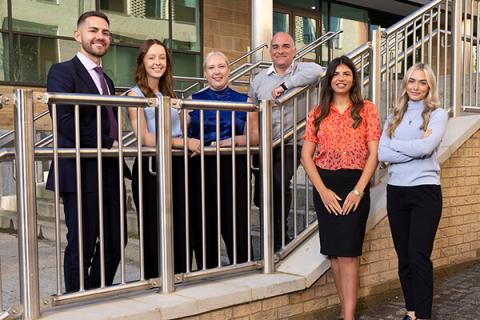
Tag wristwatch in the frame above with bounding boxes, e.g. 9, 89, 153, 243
280, 82, 288, 91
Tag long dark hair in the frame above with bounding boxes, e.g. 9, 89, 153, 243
314, 56, 364, 133
134, 39, 176, 98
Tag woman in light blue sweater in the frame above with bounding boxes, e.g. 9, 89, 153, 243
378, 63, 448, 320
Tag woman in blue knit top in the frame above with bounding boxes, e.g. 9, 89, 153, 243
188, 51, 258, 270
378, 63, 448, 320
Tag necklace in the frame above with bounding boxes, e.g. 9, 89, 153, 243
405, 110, 415, 125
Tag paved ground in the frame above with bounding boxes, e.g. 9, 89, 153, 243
2, 230, 479, 319
356, 262, 480, 320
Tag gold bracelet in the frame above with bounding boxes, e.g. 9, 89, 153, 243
352, 189, 364, 198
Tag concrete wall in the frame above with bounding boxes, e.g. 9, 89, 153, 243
180, 129, 480, 320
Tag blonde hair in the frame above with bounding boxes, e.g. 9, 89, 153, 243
387, 63, 440, 138
203, 51, 230, 71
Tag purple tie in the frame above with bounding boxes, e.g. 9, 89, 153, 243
94, 66, 118, 141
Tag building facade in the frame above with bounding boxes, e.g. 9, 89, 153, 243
0, 0, 429, 90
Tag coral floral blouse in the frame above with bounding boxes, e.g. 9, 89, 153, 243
304, 100, 381, 170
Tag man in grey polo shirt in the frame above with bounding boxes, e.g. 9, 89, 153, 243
249, 31, 325, 251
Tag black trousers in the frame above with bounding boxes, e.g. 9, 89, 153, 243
131, 156, 187, 277
254, 145, 301, 251
62, 167, 126, 292
189, 154, 249, 270
387, 184, 442, 319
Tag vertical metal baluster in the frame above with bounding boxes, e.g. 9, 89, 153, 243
463, 0, 468, 104
292, 98, 298, 239
183, 109, 191, 273
216, 110, 221, 267
404, 27, 408, 77
74, 104, 85, 291
117, 106, 126, 284
386, 36, 391, 115
413, 20, 417, 64
14, 89, 40, 319
470, 0, 475, 106
436, 5, 441, 87
200, 110, 206, 270
246, 109, 252, 262
136, 107, 145, 280
51, 103, 62, 295
395, 32, 399, 106
428, 9, 433, 65
280, 103, 285, 249
360, 54, 365, 97
231, 111, 237, 264
260, 100, 274, 273
421, 14, 426, 61
444, 0, 449, 109
157, 96, 174, 293
476, 0, 480, 107
304, 90, 310, 229
96, 105, 106, 288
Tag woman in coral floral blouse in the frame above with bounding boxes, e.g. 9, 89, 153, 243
301, 56, 380, 320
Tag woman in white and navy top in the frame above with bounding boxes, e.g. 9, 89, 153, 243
126, 39, 196, 277
378, 63, 448, 320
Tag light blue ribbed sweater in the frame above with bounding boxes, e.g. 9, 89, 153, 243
378, 100, 449, 186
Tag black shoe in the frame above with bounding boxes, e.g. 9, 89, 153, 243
402, 316, 414, 320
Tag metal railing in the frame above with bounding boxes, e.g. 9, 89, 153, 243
0, 89, 280, 319
345, 0, 480, 120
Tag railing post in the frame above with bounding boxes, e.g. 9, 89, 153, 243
14, 89, 40, 319
451, 0, 463, 116
370, 29, 383, 112
156, 96, 175, 293
259, 100, 274, 273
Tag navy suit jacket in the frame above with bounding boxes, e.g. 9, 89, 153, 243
46, 55, 130, 193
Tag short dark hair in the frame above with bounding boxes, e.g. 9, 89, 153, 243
77, 11, 110, 27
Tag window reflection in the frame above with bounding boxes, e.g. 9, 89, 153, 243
1, 0, 202, 85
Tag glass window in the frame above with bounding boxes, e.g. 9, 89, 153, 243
2, 0, 202, 86
0, 32, 9, 81
102, 45, 138, 88
12, 0, 96, 37
330, 3, 369, 57
294, 16, 316, 60
172, 52, 201, 91
274, 0, 319, 12
100, 0, 126, 13
13, 34, 57, 84
0, 0, 8, 31
273, 12, 289, 34
172, 0, 200, 52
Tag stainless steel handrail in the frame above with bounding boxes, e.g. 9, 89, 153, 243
294, 30, 343, 60
385, 0, 443, 35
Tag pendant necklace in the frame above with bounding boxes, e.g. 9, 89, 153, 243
405, 110, 414, 125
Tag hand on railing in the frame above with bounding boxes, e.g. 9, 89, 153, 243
187, 138, 201, 157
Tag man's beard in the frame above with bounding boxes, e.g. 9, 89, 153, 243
82, 40, 109, 58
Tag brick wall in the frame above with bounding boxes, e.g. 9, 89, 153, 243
203, 0, 251, 63
180, 129, 480, 320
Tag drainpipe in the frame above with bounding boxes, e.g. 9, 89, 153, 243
451, 0, 463, 116
251, 0, 273, 63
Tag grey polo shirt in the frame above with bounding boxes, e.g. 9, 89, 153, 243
248, 62, 325, 143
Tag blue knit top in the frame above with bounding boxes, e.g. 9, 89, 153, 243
188, 87, 248, 145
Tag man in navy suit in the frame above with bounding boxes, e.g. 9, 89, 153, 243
46, 11, 126, 292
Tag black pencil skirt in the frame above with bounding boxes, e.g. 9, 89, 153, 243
312, 168, 370, 257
